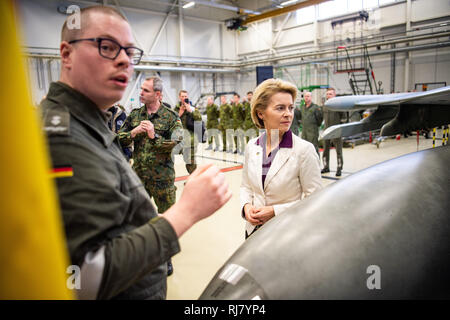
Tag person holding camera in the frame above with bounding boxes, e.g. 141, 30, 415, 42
175, 90, 202, 174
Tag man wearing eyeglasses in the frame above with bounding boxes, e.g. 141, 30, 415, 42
39, 6, 231, 300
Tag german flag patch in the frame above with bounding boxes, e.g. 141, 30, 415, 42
50, 166, 73, 178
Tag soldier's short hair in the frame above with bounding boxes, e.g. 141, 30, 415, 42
326, 87, 336, 92
247, 91, 253, 95
234, 93, 240, 98
146, 76, 163, 92
251, 78, 298, 129
179, 90, 188, 96
61, 6, 127, 42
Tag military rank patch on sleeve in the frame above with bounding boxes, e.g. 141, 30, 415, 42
43, 108, 70, 136
49, 165, 73, 178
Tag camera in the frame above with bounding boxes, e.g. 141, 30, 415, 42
184, 98, 189, 104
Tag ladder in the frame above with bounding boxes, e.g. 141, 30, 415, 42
335, 45, 380, 95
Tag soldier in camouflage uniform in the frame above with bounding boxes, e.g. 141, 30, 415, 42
218, 95, 233, 152
242, 91, 258, 143
231, 93, 246, 154
205, 96, 221, 151
118, 77, 183, 214
174, 90, 202, 174
299, 91, 323, 156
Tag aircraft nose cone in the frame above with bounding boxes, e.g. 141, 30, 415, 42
199, 263, 268, 300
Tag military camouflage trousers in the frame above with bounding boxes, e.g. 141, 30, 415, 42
142, 179, 177, 214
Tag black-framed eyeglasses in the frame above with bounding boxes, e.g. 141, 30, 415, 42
68, 37, 143, 65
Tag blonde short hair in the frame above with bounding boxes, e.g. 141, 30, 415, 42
251, 78, 298, 129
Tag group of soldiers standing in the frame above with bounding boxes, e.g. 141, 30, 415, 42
115, 81, 345, 223
205, 91, 259, 155
204, 88, 344, 176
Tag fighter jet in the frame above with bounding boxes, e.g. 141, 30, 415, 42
200, 146, 450, 299
320, 86, 450, 140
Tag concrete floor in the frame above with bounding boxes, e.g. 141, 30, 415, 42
163, 130, 446, 300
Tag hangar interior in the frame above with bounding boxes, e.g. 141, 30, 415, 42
14, 0, 450, 299
18, 0, 450, 107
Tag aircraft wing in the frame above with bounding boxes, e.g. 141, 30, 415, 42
321, 106, 398, 140
321, 86, 450, 139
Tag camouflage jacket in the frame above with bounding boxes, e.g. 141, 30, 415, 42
174, 102, 203, 145
174, 103, 202, 131
118, 104, 183, 182
242, 101, 256, 130
219, 103, 233, 130
206, 103, 220, 128
231, 102, 245, 129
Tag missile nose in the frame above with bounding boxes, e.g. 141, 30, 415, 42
324, 97, 344, 110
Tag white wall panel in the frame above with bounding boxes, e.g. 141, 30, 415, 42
411, 48, 450, 86
412, 0, 450, 22
16, 0, 67, 49
183, 20, 221, 60
276, 24, 315, 48
122, 9, 166, 55
238, 20, 272, 54
379, 2, 406, 28
222, 29, 237, 60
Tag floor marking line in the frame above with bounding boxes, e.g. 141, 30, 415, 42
175, 164, 243, 182
195, 154, 243, 165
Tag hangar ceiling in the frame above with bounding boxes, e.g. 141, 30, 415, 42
69, 0, 320, 23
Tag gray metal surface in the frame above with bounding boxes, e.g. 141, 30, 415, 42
320, 86, 450, 139
200, 146, 450, 299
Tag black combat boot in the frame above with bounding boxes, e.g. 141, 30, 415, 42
167, 259, 174, 276
321, 167, 330, 174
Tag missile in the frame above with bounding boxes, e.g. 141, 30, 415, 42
200, 146, 450, 299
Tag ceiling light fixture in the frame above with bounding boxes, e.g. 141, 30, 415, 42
281, 0, 298, 6
183, 1, 195, 9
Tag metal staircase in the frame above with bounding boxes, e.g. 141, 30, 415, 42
335, 45, 381, 95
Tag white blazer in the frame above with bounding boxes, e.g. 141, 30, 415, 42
240, 132, 323, 235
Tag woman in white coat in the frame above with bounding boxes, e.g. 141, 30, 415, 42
240, 78, 323, 238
